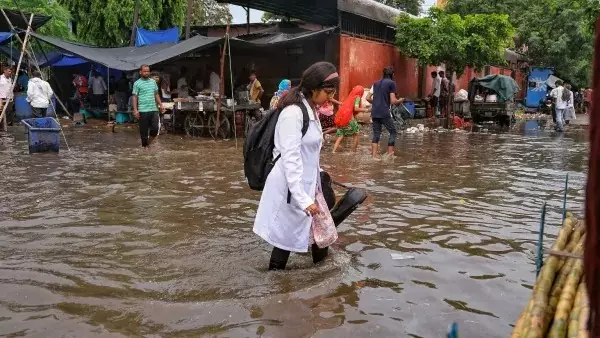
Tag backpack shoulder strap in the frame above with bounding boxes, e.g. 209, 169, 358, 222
299, 103, 309, 137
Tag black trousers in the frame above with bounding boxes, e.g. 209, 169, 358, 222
139, 112, 159, 147
31, 106, 47, 118
372, 116, 397, 146
269, 244, 329, 271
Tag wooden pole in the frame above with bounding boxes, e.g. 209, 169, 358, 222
2, 9, 72, 118
130, 0, 140, 47
246, 6, 250, 35
0, 13, 33, 127
215, 24, 230, 138
185, 0, 193, 40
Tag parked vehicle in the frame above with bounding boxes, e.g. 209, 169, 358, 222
469, 75, 520, 126
525, 67, 554, 110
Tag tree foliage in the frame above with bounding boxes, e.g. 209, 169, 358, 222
190, 0, 231, 26
0, 0, 73, 40
261, 12, 288, 23
395, 8, 514, 77
59, 0, 186, 47
376, 0, 424, 16
445, 0, 598, 87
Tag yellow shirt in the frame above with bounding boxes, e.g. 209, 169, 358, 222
249, 79, 262, 104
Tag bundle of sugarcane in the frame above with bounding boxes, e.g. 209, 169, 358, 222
511, 214, 590, 338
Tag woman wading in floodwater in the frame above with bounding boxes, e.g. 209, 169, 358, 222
253, 62, 340, 270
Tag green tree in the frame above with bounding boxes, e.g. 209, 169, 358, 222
59, 0, 187, 47
190, 0, 231, 26
395, 8, 514, 77
261, 12, 288, 23
445, 0, 598, 87
376, 0, 424, 16
0, 0, 73, 40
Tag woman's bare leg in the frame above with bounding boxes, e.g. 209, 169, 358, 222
333, 136, 343, 153
353, 133, 359, 152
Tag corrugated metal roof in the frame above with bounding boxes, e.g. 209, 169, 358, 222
217, 0, 410, 26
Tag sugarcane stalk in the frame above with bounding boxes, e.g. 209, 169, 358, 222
568, 282, 587, 338
512, 299, 533, 338
547, 239, 585, 322
547, 248, 585, 338
522, 218, 576, 338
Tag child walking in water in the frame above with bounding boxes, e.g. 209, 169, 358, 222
332, 86, 368, 153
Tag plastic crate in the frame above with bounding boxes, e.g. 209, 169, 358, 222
21, 117, 61, 153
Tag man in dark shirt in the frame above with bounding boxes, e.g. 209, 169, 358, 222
115, 74, 130, 111
367, 66, 404, 160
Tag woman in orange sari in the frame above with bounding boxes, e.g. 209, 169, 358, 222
332, 86, 369, 153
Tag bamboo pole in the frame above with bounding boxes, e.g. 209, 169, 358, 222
0, 13, 33, 126
130, 0, 140, 47
214, 24, 230, 138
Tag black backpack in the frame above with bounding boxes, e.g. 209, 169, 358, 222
244, 103, 309, 191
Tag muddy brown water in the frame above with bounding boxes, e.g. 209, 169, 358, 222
0, 123, 588, 337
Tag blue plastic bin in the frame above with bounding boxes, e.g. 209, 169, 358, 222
21, 117, 61, 153
14, 93, 33, 121
403, 100, 416, 118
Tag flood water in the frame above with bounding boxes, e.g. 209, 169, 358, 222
0, 123, 589, 337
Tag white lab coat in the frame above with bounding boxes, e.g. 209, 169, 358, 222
253, 99, 323, 252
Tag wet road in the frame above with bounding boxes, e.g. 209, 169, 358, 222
0, 124, 588, 337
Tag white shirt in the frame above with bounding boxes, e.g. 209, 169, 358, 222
90, 76, 107, 95
209, 72, 220, 94
550, 86, 569, 110
253, 99, 325, 252
567, 91, 574, 108
0, 74, 13, 99
177, 77, 188, 98
432, 76, 441, 97
27, 77, 54, 108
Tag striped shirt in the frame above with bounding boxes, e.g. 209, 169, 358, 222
132, 78, 158, 113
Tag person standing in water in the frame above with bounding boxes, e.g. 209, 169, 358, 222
367, 66, 403, 160
332, 85, 368, 153
132, 64, 164, 147
253, 61, 339, 271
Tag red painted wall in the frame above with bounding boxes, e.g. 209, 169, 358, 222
339, 35, 419, 100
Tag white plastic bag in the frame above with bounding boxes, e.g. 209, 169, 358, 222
454, 89, 468, 102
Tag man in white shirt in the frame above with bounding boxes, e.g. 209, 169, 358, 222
550, 80, 569, 132
208, 66, 220, 94
429, 71, 441, 116
90, 72, 107, 108
176, 67, 189, 99
0, 66, 14, 126
26, 70, 54, 117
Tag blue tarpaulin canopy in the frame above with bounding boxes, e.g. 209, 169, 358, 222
0, 32, 12, 44
50, 54, 88, 67
135, 27, 179, 47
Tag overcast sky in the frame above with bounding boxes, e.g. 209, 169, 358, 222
229, 0, 438, 24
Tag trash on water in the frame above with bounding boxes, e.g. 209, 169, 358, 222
391, 253, 415, 260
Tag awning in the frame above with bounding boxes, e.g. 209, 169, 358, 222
30, 27, 337, 71
242, 27, 337, 44
0, 9, 51, 31
31, 32, 226, 71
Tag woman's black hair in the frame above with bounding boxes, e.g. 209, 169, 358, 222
278, 61, 338, 109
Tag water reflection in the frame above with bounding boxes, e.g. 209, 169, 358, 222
0, 124, 588, 337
